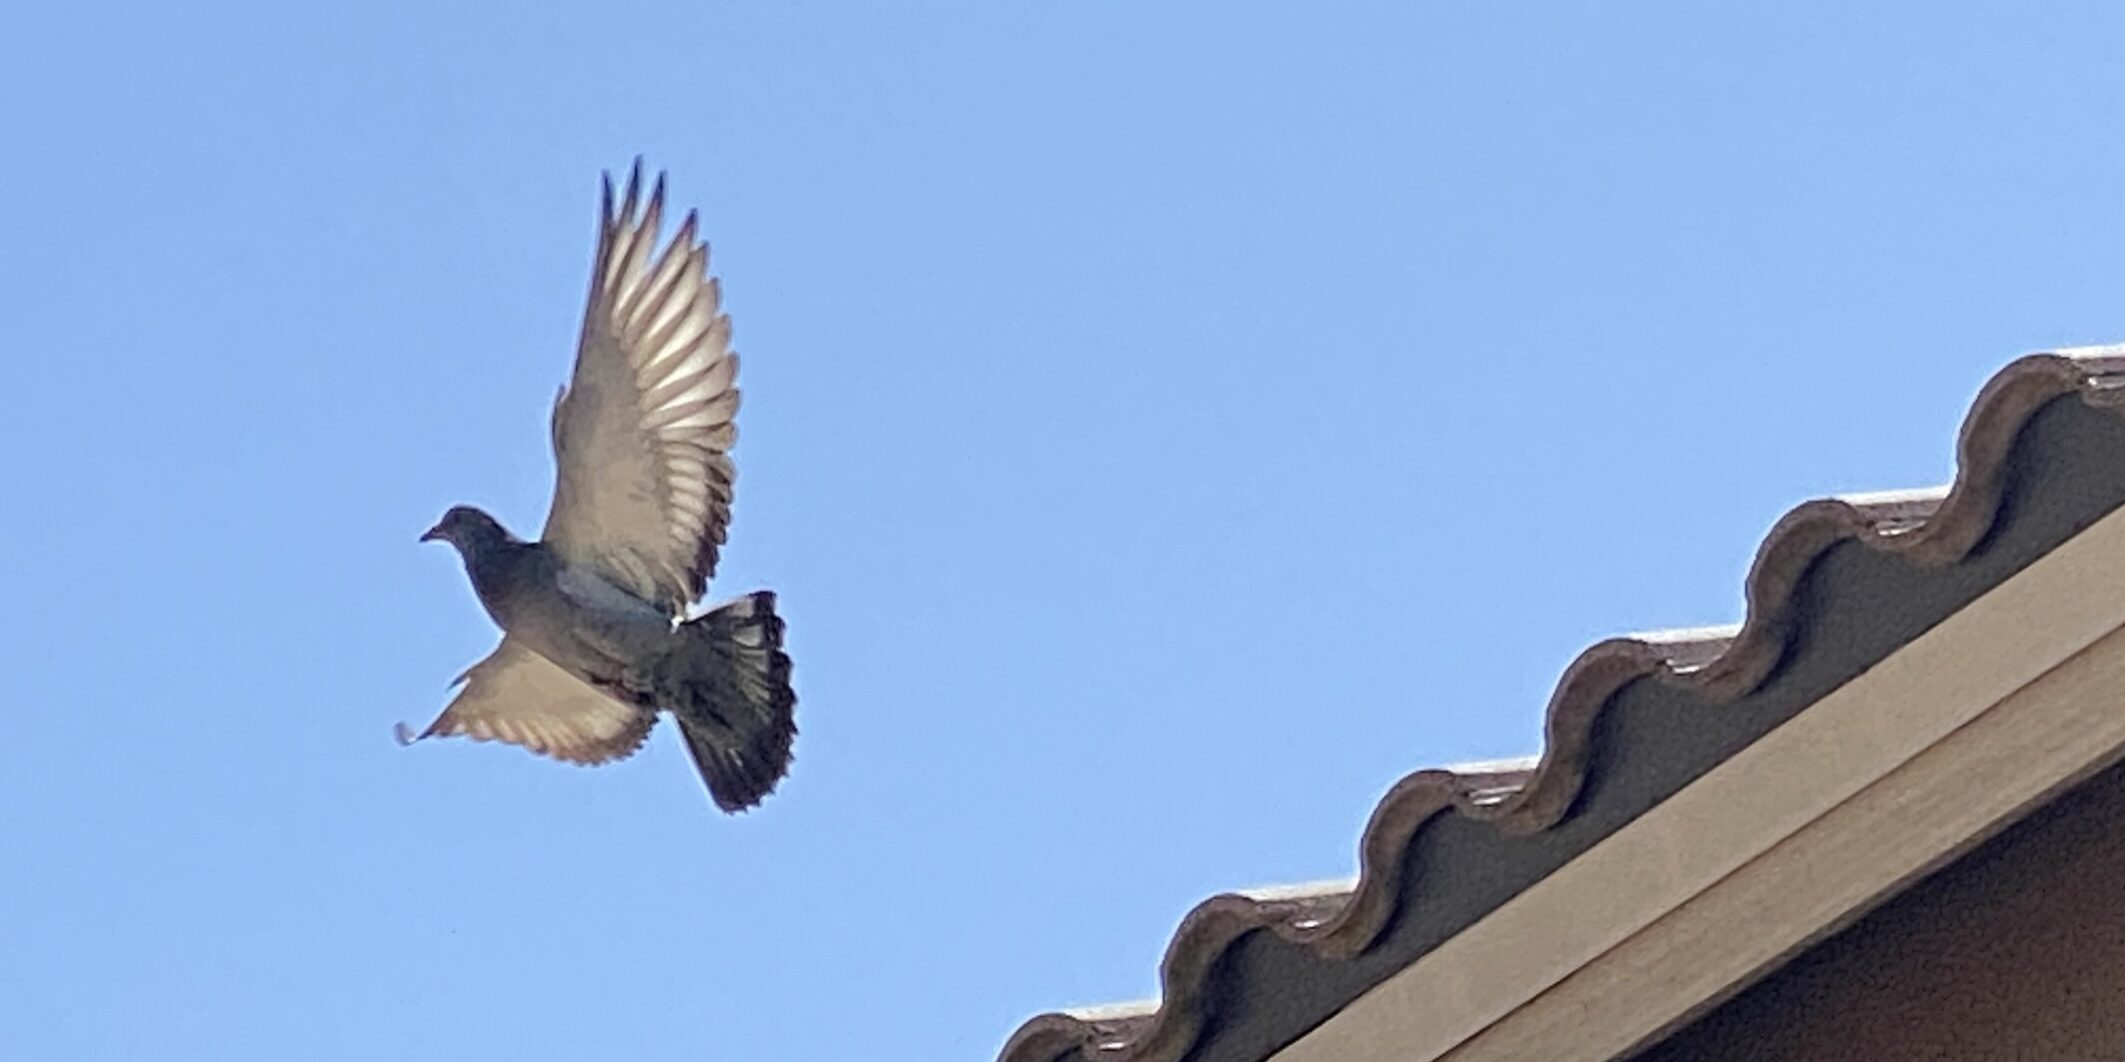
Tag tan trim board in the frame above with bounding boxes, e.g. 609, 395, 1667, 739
1272, 499, 2125, 1062
1450, 621, 2125, 1060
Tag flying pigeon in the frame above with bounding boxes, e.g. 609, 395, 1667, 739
401, 160, 796, 813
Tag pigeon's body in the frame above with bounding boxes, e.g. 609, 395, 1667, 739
442, 512, 668, 680
405, 162, 797, 813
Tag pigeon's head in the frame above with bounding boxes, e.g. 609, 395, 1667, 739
420, 505, 508, 553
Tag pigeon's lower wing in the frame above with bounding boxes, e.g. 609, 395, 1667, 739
400, 638, 654, 766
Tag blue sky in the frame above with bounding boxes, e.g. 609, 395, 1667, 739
5, 2, 2125, 1058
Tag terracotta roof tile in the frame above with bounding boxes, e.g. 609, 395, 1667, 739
999, 347, 2125, 1062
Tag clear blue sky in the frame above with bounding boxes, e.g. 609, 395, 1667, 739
5, 3, 2124, 1058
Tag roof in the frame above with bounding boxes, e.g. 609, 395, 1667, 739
1000, 346, 2125, 1062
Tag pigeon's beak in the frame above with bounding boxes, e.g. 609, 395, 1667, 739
419, 523, 444, 544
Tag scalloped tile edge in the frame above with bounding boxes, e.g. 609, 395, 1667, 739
997, 347, 2125, 1062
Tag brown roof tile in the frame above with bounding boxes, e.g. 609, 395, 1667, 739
999, 348, 2125, 1062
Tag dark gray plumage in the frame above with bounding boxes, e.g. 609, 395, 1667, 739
400, 161, 796, 813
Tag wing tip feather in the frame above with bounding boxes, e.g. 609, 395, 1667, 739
622, 157, 644, 219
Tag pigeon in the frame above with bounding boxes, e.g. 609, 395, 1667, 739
401, 160, 796, 813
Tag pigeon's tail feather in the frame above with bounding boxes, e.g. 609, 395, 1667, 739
648, 590, 796, 813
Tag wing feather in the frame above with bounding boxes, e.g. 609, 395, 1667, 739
403, 639, 654, 766
542, 159, 740, 612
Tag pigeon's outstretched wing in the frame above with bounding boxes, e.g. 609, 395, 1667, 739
542, 161, 740, 614
400, 638, 655, 765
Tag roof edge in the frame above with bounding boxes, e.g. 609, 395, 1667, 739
999, 347, 2125, 1062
